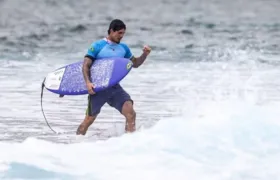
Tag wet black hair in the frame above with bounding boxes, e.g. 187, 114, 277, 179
107, 19, 126, 34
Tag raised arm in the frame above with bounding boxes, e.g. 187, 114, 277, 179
131, 53, 148, 68
131, 45, 151, 68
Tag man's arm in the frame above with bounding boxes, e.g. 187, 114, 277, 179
82, 56, 96, 95
131, 53, 148, 68
82, 56, 93, 83
131, 45, 151, 68
82, 41, 101, 94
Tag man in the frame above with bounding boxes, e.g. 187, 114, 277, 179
76, 19, 151, 135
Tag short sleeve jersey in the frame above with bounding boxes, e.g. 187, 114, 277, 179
85, 38, 134, 60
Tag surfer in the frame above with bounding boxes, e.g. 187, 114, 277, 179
76, 19, 151, 135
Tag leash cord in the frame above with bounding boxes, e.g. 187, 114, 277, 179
41, 78, 57, 134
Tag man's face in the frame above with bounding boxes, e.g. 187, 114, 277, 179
109, 28, 125, 43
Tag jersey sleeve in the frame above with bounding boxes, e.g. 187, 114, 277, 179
85, 40, 104, 60
121, 43, 134, 59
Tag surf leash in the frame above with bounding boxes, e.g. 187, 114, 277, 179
40, 78, 58, 134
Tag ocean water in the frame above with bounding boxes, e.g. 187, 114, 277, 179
1, 0, 280, 179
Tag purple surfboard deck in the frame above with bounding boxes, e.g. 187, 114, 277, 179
44, 57, 133, 95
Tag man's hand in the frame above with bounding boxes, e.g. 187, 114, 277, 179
86, 82, 95, 95
143, 45, 151, 56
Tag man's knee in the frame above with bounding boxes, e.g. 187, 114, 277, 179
122, 101, 136, 119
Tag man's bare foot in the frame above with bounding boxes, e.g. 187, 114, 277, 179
125, 122, 136, 133
76, 124, 88, 135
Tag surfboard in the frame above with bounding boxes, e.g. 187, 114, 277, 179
43, 57, 133, 95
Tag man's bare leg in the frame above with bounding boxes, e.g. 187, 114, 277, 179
121, 101, 136, 132
76, 115, 97, 135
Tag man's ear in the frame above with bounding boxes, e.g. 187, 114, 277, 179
109, 29, 113, 34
